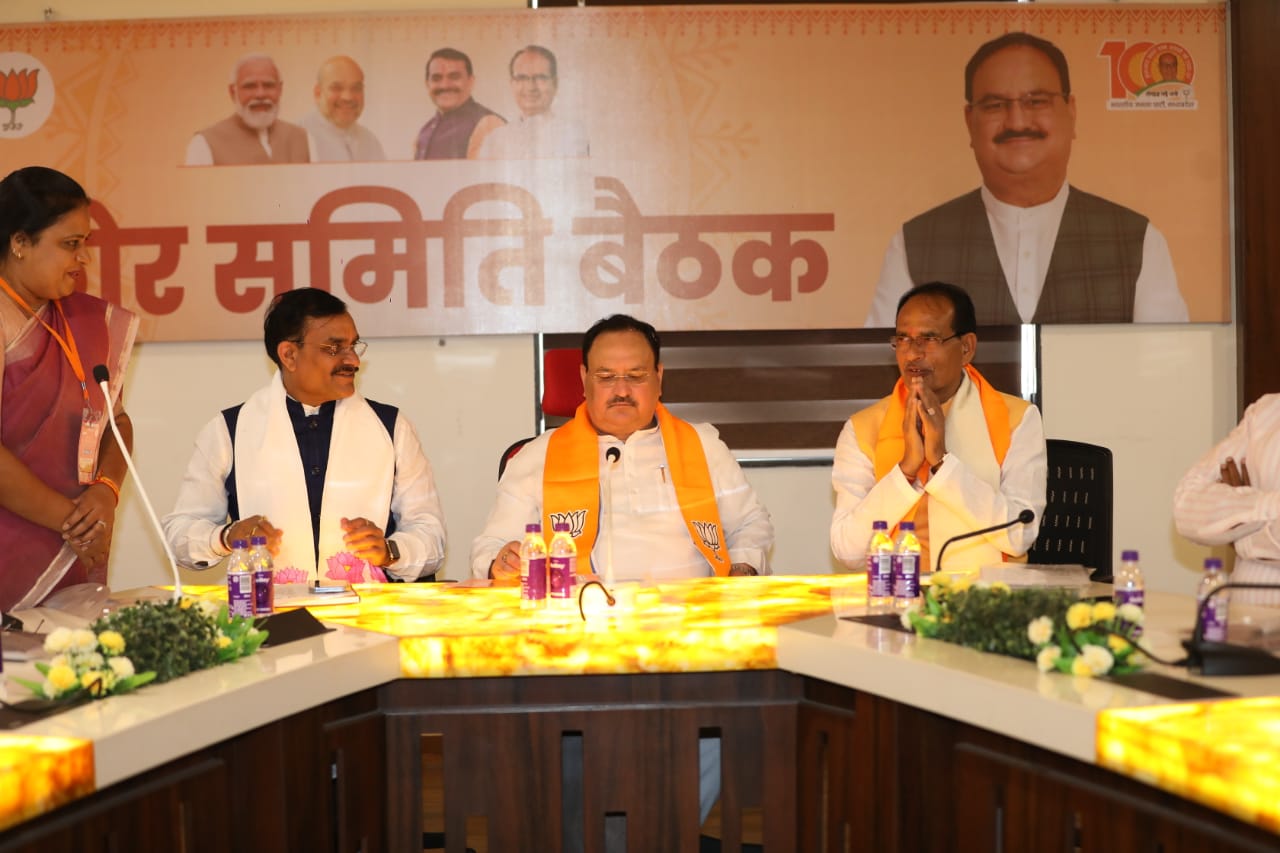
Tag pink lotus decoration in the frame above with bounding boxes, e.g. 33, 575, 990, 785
1, 68, 38, 131
325, 551, 386, 584
272, 566, 310, 585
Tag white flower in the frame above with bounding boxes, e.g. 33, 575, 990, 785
198, 599, 221, 619
44, 627, 73, 654
70, 628, 97, 653
1036, 646, 1061, 672
1117, 603, 1145, 625
49, 654, 68, 669
899, 605, 920, 630
83, 652, 105, 669
1027, 616, 1054, 646
108, 656, 136, 679
1080, 644, 1115, 676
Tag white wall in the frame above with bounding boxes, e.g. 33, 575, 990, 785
5, 0, 1236, 593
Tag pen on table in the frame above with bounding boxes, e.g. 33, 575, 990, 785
659, 465, 667, 483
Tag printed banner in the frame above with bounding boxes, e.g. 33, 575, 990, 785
0, 3, 1228, 340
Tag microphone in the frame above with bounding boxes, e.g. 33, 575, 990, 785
93, 365, 183, 601
1182, 582, 1280, 675
935, 509, 1036, 572
602, 446, 621, 587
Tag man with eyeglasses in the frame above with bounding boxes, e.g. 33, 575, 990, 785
864, 32, 1186, 326
413, 47, 505, 160
834, 282, 1046, 573
476, 45, 589, 160
471, 313, 772, 582
163, 288, 446, 582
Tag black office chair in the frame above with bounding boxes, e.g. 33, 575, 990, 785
1027, 439, 1114, 583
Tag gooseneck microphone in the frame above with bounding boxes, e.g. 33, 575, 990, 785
93, 365, 183, 601
935, 509, 1037, 572
603, 446, 621, 588
1183, 582, 1280, 675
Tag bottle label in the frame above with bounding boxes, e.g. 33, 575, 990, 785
892, 553, 919, 601
253, 569, 274, 616
548, 555, 574, 599
867, 554, 893, 599
227, 572, 253, 618
523, 556, 547, 601
1201, 597, 1229, 643
1114, 588, 1145, 637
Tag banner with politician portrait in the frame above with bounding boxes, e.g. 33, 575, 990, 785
0, 3, 1227, 340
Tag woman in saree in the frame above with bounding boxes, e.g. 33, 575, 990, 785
0, 166, 138, 612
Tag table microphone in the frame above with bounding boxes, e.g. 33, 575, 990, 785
603, 446, 621, 589
935, 509, 1036, 572
93, 365, 183, 601
1182, 582, 1280, 675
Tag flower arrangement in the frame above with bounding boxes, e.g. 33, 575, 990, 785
11, 627, 155, 701
9, 597, 268, 702
904, 574, 1144, 677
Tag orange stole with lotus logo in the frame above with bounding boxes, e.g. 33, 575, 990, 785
543, 403, 730, 576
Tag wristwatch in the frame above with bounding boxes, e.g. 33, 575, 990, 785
383, 538, 401, 567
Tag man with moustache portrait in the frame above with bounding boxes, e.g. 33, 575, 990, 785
413, 47, 505, 160
163, 288, 447, 583
865, 33, 1187, 325
185, 53, 313, 166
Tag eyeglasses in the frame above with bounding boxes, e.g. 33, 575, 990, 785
889, 334, 959, 352
590, 370, 652, 387
292, 339, 368, 358
512, 73, 553, 85
970, 91, 1067, 117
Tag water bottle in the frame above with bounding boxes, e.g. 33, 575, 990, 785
892, 521, 922, 609
866, 521, 895, 611
1114, 549, 1145, 638
548, 522, 577, 608
226, 538, 254, 618
249, 535, 274, 617
520, 523, 548, 610
1197, 557, 1229, 643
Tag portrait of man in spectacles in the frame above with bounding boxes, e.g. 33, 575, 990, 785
476, 44, 590, 160
864, 32, 1187, 326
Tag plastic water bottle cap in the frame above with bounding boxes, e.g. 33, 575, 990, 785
554, 522, 570, 532
899, 521, 915, 531
250, 535, 267, 546
1121, 550, 1139, 561
1204, 558, 1223, 570
526, 523, 541, 533
872, 520, 888, 530
231, 538, 249, 550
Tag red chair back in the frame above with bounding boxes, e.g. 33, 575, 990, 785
541, 348, 584, 418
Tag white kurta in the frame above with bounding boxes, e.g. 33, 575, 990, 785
1174, 394, 1280, 605
470, 420, 773, 580
830, 373, 1047, 573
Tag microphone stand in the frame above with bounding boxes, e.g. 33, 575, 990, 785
94, 365, 183, 601
1183, 582, 1280, 675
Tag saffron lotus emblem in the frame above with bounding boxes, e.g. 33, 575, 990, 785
1, 68, 38, 131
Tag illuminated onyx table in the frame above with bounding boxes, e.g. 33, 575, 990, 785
1, 578, 1278, 852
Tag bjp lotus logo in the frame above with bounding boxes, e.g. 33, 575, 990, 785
1, 68, 38, 131
0, 53, 54, 138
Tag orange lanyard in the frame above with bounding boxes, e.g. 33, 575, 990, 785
0, 274, 90, 407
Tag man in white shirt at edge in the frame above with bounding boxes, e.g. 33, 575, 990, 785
476, 44, 589, 160
185, 54, 317, 166
834, 282, 1046, 574
162, 288, 445, 582
1174, 397, 1280, 606
471, 313, 772, 582
864, 32, 1187, 326
299, 55, 387, 163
